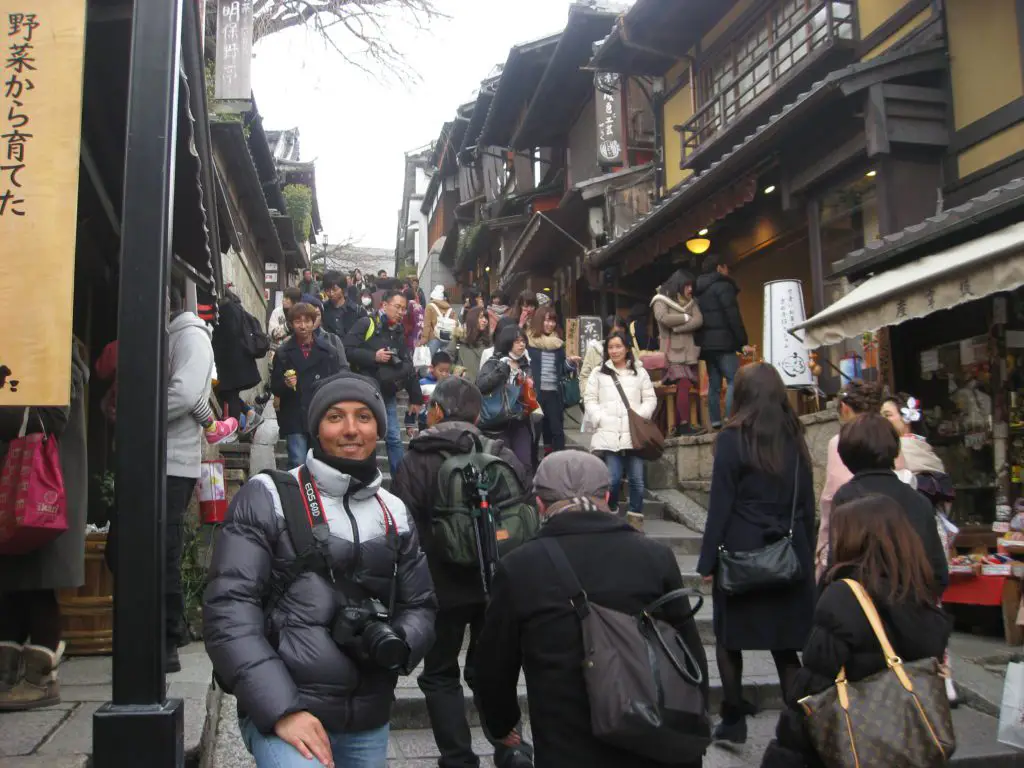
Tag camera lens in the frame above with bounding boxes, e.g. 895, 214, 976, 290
362, 622, 407, 671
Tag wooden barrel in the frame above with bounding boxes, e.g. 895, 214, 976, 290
57, 532, 114, 656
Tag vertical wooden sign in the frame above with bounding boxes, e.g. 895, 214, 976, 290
0, 4, 87, 405
214, 0, 254, 102
595, 72, 624, 168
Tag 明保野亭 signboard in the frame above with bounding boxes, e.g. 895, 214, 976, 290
0, 4, 87, 406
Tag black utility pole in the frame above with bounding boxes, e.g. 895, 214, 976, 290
93, 0, 185, 765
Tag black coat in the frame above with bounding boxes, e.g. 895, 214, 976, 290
321, 298, 360, 339
390, 420, 531, 609
474, 511, 708, 768
762, 574, 950, 768
270, 335, 343, 436
695, 272, 747, 355
343, 314, 422, 401
833, 469, 949, 593
697, 428, 816, 651
212, 297, 262, 392
204, 458, 436, 735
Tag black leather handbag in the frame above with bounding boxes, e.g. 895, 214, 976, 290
541, 538, 711, 763
716, 459, 803, 596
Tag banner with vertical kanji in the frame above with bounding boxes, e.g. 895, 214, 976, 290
0, 3, 86, 405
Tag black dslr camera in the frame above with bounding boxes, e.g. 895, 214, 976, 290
332, 597, 408, 671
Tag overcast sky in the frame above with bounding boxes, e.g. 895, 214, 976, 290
250, 0, 581, 250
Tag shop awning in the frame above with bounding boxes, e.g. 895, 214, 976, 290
792, 221, 1024, 347
502, 193, 588, 278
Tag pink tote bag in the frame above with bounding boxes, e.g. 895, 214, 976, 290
0, 410, 67, 554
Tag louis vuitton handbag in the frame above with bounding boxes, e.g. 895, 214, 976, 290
799, 579, 956, 768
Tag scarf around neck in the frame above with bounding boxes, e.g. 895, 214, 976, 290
528, 331, 564, 351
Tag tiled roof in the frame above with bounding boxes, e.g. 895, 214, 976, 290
587, 43, 946, 268
832, 177, 1024, 278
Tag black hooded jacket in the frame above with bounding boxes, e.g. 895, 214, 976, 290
321, 296, 360, 339
695, 271, 747, 355
476, 325, 520, 396
391, 420, 531, 609
343, 312, 423, 401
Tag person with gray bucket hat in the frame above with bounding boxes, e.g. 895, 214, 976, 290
204, 372, 436, 768
474, 451, 709, 768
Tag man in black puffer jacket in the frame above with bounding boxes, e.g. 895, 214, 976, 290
204, 373, 436, 767
392, 377, 533, 768
695, 253, 752, 429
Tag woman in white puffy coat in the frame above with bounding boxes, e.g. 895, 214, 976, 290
584, 331, 657, 515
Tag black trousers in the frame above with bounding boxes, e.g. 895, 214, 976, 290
418, 603, 518, 768
0, 589, 61, 650
106, 475, 196, 648
537, 390, 565, 452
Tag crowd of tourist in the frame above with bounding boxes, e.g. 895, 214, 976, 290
0, 256, 961, 768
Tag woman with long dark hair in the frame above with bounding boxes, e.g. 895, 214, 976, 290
761, 495, 950, 768
696, 363, 816, 745
584, 332, 656, 516
528, 307, 580, 456
495, 290, 539, 337
477, 326, 533, 469
449, 305, 491, 381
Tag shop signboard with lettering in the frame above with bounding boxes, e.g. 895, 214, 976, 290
595, 72, 624, 168
215, 0, 254, 103
763, 280, 813, 388
0, 4, 87, 405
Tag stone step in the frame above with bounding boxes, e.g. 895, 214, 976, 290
644, 518, 703, 556
389, 646, 783, 731
217, 442, 252, 455
609, 496, 667, 520
677, 553, 710, 595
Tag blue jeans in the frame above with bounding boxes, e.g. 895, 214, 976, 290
286, 433, 309, 469
241, 718, 389, 768
706, 352, 740, 427
384, 395, 404, 476
604, 451, 645, 514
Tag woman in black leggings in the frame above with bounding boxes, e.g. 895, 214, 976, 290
695, 363, 817, 744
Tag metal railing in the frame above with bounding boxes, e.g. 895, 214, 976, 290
679, 0, 855, 159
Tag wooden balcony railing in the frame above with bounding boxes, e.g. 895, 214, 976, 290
678, 0, 855, 161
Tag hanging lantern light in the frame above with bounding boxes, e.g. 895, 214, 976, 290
686, 237, 711, 255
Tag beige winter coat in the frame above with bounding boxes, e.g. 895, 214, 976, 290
420, 299, 457, 346
584, 360, 657, 453
651, 294, 703, 365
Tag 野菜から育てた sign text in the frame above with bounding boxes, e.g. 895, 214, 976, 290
0, 4, 87, 405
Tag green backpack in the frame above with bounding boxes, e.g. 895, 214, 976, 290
433, 434, 539, 568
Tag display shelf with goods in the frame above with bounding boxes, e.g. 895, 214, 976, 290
885, 292, 1024, 641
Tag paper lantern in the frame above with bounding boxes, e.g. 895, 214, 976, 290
763, 280, 814, 387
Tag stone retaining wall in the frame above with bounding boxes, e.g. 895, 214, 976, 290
666, 408, 840, 530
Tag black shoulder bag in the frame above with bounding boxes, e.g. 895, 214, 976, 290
715, 458, 803, 596
539, 537, 711, 763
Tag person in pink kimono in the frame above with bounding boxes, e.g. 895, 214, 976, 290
817, 379, 904, 578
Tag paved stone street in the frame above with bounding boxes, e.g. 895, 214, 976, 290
0, 643, 213, 768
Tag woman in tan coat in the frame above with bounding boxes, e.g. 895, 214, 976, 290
651, 270, 704, 436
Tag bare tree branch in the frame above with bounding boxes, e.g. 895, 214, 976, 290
252, 0, 447, 81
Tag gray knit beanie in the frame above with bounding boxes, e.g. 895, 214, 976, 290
307, 372, 388, 438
